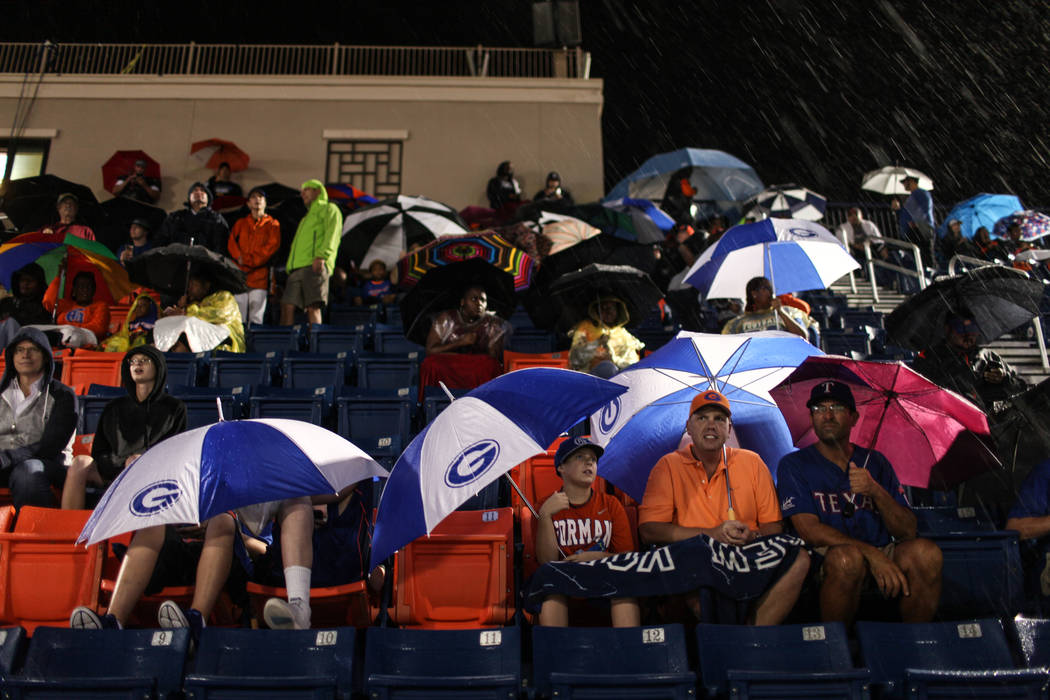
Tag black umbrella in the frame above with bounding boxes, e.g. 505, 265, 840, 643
885, 266, 1045, 350
127, 243, 247, 296
0, 175, 103, 232
96, 196, 167, 254
399, 258, 516, 346
544, 263, 664, 334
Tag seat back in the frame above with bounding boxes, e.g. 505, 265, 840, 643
373, 324, 424, 354
309, 324, 367, 354
821, 329, 872, 356
391, 507, 514, 629
106, 303, 134, 335
249, 387, 326, 425
506, 330, 557, 354
60, 350, 124, 394
1008, 617, 1050, 668
337, 393, 412, 459
930, 532, 1024, 618
502, 350, 570, 372
208, 352, 276, 388
913, 506, 996, 535
0, 625, 26, 677
356, 352, 420, 390
247, 323, 303, 353
186, 627, 355, 699
76, 384, 125, 434
282, 352, 349, 389
169, 386, 245, 428
161, 351, 204, 387
533, 624, 694, 699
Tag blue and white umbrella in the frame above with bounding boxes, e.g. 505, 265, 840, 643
604, 148, 765, 204
370, 368, 627, 568
684, 218, 859, 300
78, 419, 388, 545
602, 197, 676, 243
590, 331, 824, 502
745, 184, 827, 221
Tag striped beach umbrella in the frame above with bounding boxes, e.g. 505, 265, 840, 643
398, 232, 535, 291
0, 232, 132, 304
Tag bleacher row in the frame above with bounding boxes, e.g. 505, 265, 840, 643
0, 617, 1049, 697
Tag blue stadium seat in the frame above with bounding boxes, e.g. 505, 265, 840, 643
4, 627, 189, 699
355, 352, 420, 390
928, 531, 1024, 618
163, 351, 205, 387
633, 326, 677, 353
169, 385, 247, 427
373, 324, 424, 354
364, 626, 521, 700
508, 309, 535, 331
336, 389, 413, 459
207, 351, 278, 389
249, 386, 328, 425
310, 323, 367, 354
328, 305, 377, 327
856, 619, 1048, 699
913, 506, 996, 535
841, 309, 885, 330
420, 386, 468, 429
821, 329, 872, 356
247, 323, 303, 353
183, 627, 355, 699
0, 626, 26, 678
506, 330, 557, 354
696, 622, 870, 699
1008, 617, 1050, 669
77, 384, 125, 434
281, 351, 350, 389
532, 625, 695, 699
381, 304, 402, 327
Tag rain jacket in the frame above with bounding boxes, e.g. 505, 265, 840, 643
101, 293, 158, 352
92, 346, 186, 482
0, 327, 77, 469
158, 182, 231, 254
228, 212, 281, 290
187, 289, 245, 353
913, 343, 1027, 415
286, 179, 342, 274
568, 298, 644, 372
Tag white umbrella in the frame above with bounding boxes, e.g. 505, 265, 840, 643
861, 166, 934, 195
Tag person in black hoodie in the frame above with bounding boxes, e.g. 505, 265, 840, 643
61, 346, 186, 510
0, 327, 77, 509
157, 181, 231, 255
1, 263, 53, 326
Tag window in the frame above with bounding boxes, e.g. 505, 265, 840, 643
0, 138, 50, 181
325, 140, 403, 198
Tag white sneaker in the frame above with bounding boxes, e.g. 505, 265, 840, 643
263, 597, 311, 630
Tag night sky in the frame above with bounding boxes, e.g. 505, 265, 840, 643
5, 0, 1049, 206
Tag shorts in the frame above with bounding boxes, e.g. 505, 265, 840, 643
282, 265, 329, 309
814, 542, 897, 590
235, 500, 283, 537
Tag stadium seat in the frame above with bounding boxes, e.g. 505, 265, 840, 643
60, 349, 124, 394
0, 508, 102, 634
381, 304, 403, 327
532, 625, 695, 699
506, 329, 557, 354
913, 506, 996, 535
508, 308, 535, 331
928, 531, 1024, 619
246, 580, 373, 629
419, 386, 468, 428
633, 326, 677, 353
105, 303, 133, 335
309, 323, 367, 354
1008, 616, 1050, 669
4, 626, 189, 698
856, 619, 1048, 699
696, 622, 870, 699
0, 625, 26, 677
355, 352, 420, 391
281, 351, 349, 390
841, 308, 885, 330
248, 386, 327, 425
247, 323, 303, 353
373, 323, 424, 354
502, 350, 570, 372
336, 389, 413, 460
169, 385, 246, 427
390, 507, 514, 629
163, 351, 205, 387
72, 433, 94, 458
364, 625, 521, 700
207, 351, 277, 388
327, 305, 377, 328
821, 329, 872, 356
508, 437, 567, 518
184, 627, 355, 699
76, 383, 125, 434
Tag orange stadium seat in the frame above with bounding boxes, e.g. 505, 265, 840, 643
106, 303, 133, 335
390, 507, 514, 629
72, 433, 94, 457
502, 350, 571, 372
61, 349, 124, 394
246, 580, 373, 628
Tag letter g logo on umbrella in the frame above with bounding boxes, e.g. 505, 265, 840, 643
129, 480, 182, 517
598, 397, 621, 435
445, 439, 501, 488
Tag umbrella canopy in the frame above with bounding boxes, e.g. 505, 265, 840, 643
545, 263, 663, 335
938, 194, 1024, 239
190, 138, 250, 172
0, 174, 103, 232
339, 195, 468, 270
860, 166, 934, 195
992, 210, 1050, 241
101, 150, 161, 194
397, 232, 535, 292
78, 418, 388, 545
127, 243, 247, 296
326, 184, 378, 213
153, 315, 230, 353
0, 232, 132, 303
536, 212, 603, 256
745, 184, 827, 221
684, 218, 858, 300
605, 148, 765, 203
590, 330, 823, 501
250, 182, 302, 207
885, 265, 1044, 350
369, 368, 628, 567
600, 198, 676, 243
770, 356, 997, 489
399, 258, 517, 346
97, 196, 167, 250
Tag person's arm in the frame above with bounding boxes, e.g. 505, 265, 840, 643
849, 460, 917, 540
315, 206, 343, 273
771, 301, 808, 339
111, 175, 132, 196
536, 491, 569, 564
639, 519, 751, 546
0, 384, 77, 468
227, 221, 243, 263
1005, 515, 1050, 540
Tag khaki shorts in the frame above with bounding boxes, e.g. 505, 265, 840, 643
283, 264, 329, 309
814, 542, 897, 588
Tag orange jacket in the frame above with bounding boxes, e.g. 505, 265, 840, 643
227, 213, 281, 290
54, 298, 111, 340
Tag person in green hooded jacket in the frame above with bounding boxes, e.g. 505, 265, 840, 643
280, 179, 342, 326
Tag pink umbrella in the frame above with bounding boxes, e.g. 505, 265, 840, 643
770, 356, 998, 489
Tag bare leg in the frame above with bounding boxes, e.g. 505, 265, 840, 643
894, 538, 943, 622
277, 497, 313, 570
818, 545, 866, 625
279, 303, 296, 326
188, 514, 236, 618
750, 549, 810, 625
305, 305, 323, 327
61, 456, 102, 511
107, 525, 166, 625
610, 597, 641, 627
539, 594, 569, 627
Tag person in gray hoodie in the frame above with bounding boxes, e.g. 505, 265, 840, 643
0, 327, 77, 509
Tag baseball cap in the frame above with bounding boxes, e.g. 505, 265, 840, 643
689, 389, 731, 417
947, 316, 980, 335
129, 217, 152, 232
56, 192, 78, 206
546, 171, 561, 181
806, 380, 856, 412
553, 436, 604, 468
134, 158, 147, 166
247, 186, 267, 199
899, 174, 919, 184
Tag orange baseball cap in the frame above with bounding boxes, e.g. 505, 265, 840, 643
689, 389, 731, 417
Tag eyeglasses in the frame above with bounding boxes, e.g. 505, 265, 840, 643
810, 404, 849, 415
13, 345, 41, 356
128, 357, 153, 367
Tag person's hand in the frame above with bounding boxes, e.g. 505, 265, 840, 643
458, 332, 478, 348
890, 199, 901, 211
771, 297, 783, 310
124, 453, 142, 468
983, 366, 1005, 383
119, 247, 133, 263
714, 519, 751, 545
848, 461, 880, 497
161, 305, 181, 317
539, 491, 570, 518
312, 257, 324, 274
865, 549, 909, 598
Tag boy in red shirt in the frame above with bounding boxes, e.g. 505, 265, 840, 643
535, 436, 639, 627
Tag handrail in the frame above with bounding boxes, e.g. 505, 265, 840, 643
861, 237, 926, 303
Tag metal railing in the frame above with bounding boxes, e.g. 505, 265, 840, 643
0, 42, 591, 79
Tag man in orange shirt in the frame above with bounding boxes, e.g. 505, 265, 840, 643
227, 187, 281, 325
639, 389, 809, 624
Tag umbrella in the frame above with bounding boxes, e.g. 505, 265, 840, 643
590, 330, 823, 502
190, 138, 250, 172
600, 198, 676, 243
0, 175, 103, 232
545, 263, 663, 335
250, 182, 301, 207
605, 148, 765, 204
938, 194, 1024, 239
745, 184, 827, 221
326, 184, 377, 214
684, 218, 859, 300
126, 243, 247, 296
860, 166, 934, 195
78, 418, 388, 545
339, 195, 468, 271
0, 232, 132, 304
399, 258, 516, 346
101, 150, 161, 194
97, 196, 167, 251
369, 367, 628, 567
535, 212, 602, 256
769, 356, 998, 489
885, 265, 1044, 350
153, 315, 230, 353
992, 210, 1050, 241
397, 232, 535, 292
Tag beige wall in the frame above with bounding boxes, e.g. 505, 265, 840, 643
0, 74, 604, 211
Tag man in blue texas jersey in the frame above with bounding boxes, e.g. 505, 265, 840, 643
777, 380, 942, 625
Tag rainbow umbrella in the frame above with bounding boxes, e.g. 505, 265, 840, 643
0, 232, 132, 304
397, 232, 535, 292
